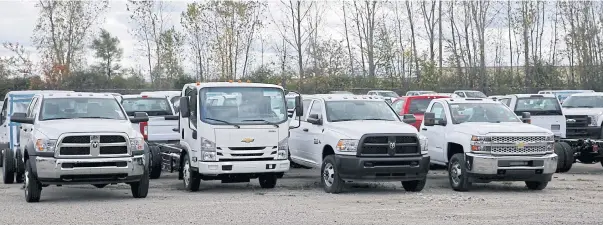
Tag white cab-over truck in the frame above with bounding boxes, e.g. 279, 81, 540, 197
157, 82, 304, 191
289, 94, 429, 193
420, 98, 557, 191
9, 92, 151, 202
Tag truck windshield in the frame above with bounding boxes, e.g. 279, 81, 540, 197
199, 87, 287, 125
39, 98, 126, 121
377, 91, 399, 98
449, 103, 520, 124
326, 100, 399, 122
408, 98, 433, 114
121, 98, 173, 116
514, 97, 562, 115
465, 91, 487, 98
562, 96, 603, 108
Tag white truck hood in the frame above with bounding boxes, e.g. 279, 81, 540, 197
562, 107, 603, 116
37, 119, 136, 139
328, 120, 417, 139
453, 122, 552, 135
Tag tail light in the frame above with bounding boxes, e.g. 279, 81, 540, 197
139, 121, 148, 140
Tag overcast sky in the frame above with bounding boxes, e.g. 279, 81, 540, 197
0, 1, 563, 79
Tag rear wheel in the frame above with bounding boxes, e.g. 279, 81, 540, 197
149, 145, 162, 179
24, 160, 42, 202
558, 142, 573, 173
553, 142, 567, 173
3, 149, 15, 184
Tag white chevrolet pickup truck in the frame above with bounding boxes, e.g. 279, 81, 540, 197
289, 94, 429, 193
10, 92, 150, 202
420, 98, 557, 191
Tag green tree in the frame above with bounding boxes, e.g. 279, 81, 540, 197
90, 28, 123, 79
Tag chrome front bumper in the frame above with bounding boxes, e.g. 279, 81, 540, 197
35, 155, 145, 180
466, 152, 558, 175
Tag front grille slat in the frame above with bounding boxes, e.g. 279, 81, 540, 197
100, 146, 128, 155
58, 134, 129, 157
489, 135, 549, 155
358, 134, 420, 157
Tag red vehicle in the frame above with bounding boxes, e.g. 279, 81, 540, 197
390, 95, 451, 130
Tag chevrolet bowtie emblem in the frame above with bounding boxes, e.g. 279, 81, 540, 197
516, 141, 525, 149
241, 138, 255, 143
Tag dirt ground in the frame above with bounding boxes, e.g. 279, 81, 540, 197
1, 164, 602, 225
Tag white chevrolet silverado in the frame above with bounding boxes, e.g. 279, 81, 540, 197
289, 94, 429, 193
420, 98, 557, 191
10, 92, 150, 202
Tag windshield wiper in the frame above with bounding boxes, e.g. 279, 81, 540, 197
331, 119, 355, 122
206, 118, 240, 128
241, 119, 279, 128
42, 117, 72, 121
78, 116, 116, 119
577, 106, 594, 108
363, 118, 393, 121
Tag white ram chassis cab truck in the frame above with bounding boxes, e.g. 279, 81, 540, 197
420, 98, 557, 191
158, 82, 304, 192
10, 92, 151, 202
289, 94, 430, 193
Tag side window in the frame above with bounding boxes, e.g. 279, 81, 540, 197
391, 100, 404, 114
301, 99, 312, 120
500, 98, 511, 106
186, 87, 197, 128
307, 100, 323, 119
429, 102, 446, 122
456, 92, 466, 97
0, 98, 7, 124
31, 98, 41, 119
26, 97, 38, 118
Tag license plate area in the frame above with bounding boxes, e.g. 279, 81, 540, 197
498, 160, 544, 167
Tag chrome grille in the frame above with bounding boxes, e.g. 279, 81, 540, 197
491, 136, 547, 143
491, 146, 547, 155
57, 133, 130, 158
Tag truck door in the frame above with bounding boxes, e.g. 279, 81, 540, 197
423, 102, 448, 164
0, 98, 8, 148
19, 97, 39, 154
305, 100, 325, 166
288, 99, 312, 161
182, 87, 199, 148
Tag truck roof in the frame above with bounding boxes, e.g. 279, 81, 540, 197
121, 94, 168, 99
437, 98, 499, 104
398, 94, 452, 100
569, 92, 603, 97
368, 90, 395, 92
506, 94, 556, 98
38, 92, 117, 99
6, 90, 74, 95
307, 94, 384, 102
184, 82, 283, 90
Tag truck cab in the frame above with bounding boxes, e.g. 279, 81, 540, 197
9, 92, 150, 202
498, 94, 566, 138
390, 95, 451, 130
405, 90, 435, 96
159, 82, 303, 192
453, 90, 487, 98
367, 90, 399, 103
288, 94, 430, 193
420, 98, 557, 191
560, 92, 603, 139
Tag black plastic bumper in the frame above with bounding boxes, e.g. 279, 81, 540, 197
334, 154, 430, 182
567, 126, 601, 139
468, 172, 553, 183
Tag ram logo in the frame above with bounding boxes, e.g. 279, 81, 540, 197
241, 138, 255, 143
389, 141, 396, 149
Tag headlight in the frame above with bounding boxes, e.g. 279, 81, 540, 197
278, 138, 288, 151
588, 115, 600, 126
471, 135, 491, 142
336, 139, 358, 152
418, 134, 428, 154
276, 138, 288, 160
545, 135, 555, 142
201, 137, 216, 152
35, 139, 57, 152
202, 151, 217, 161
129, 138, 145, 151
470, 135, 491, 152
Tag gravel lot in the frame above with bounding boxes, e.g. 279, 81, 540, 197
1, 164, 603, 225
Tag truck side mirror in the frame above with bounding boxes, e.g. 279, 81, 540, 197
130, 112, 149, 123
521, 112, 531, 124
401, 114, 416, 124
423, 112, 435, 126
307, 114, 322, 125
179, 97, 190, 118
295, 95, 304, 117
10, 112, 34, 124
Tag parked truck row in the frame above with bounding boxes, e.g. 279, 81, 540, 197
7, 84, 603, 203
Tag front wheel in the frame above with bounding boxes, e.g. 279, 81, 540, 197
321, 155, 344, 193
24, 160, 42, 202
259, 174, 277, 188
93, 184, 108, 188
525, 181, 548, 190
182, 154, 200, 192
448, 153, 472, 192
130, 166, 149, 198
402, 178, 427, 192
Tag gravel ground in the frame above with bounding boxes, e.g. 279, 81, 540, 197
1, 164, 603, 225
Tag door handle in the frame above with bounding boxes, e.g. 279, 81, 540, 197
421, 128, 427, 131
303, 128, 309, 132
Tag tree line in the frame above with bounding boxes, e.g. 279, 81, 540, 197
1, 1, 603, 96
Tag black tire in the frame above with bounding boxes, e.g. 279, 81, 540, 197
276, 172, 284, 178
259, 174, 277, 188
0, 149, 4, 167
402, 178, 427, 192
149, 145, 162, 179
182, 154, 200, 192
15, 151, 24, 183
3, 149, 15, 184
448, 153, 472, 192
553, 142, 567, 173
525, 181, 548, 190
558, 142, 573, 173
321, 155, 344, 193
130, 166, 149, 198
24, 160, 42, 202
93, 184, 108, 188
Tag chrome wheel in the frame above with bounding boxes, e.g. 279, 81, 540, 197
450, 160, 462, 185
323, 162, 335, 187
183, 160, 190, 187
